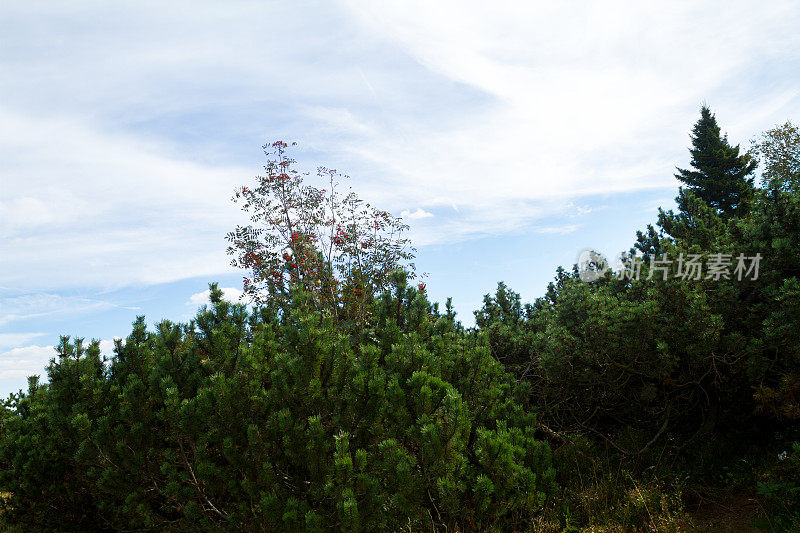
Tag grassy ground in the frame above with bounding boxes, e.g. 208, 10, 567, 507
0, 474, 784, 531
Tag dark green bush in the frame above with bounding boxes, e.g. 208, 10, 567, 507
475, 116, 800, 474
0, 283, 555, 531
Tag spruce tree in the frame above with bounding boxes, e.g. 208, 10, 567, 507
675, 105, 756, 217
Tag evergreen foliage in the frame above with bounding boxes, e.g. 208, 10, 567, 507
674, 105, 756, 217
0, 283, 555, 531
475, 109, 800, 505
3, 111, 800, 530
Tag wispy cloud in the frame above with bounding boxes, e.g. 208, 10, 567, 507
0, 332, 44, 350
0, 337, 123, 381
401, 208, 434, 220
0, 291, 115, 326
187, 287, 244, 307
0, 345, 54, 380
98, 338, 124, 358
340, 0, 799, 215
1, 0, 798, 296
533, 225, 582, 235
0, 108, 246, 291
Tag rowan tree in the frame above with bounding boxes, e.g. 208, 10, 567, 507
226, 142, 415, 327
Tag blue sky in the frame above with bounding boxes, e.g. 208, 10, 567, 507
2, 1, 799, 397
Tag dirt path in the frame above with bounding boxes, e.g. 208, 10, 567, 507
689, 492, 772, 532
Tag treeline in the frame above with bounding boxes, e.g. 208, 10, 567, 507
476, 111, 800, 529
481, 109, 799, 454
0, 110, 798, 531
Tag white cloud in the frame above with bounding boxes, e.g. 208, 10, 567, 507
0, 332, 44, 350
187, 287, 244, 306
337, 0, 800, 222
0, 291, 115, 326
0, 108, 246, 291
401, 208, 434, 220
533, 224, 582, 235
0, 345, 54, 380
98, 338, 124, 358
0, 0, 798, 295
0, 338, 124, 383
564, 203, 593, 218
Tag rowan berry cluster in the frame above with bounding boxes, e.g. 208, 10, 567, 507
226, 141, 416, 324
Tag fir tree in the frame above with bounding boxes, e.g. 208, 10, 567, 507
674, 105, 756, 217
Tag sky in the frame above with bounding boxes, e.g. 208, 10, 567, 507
1, 0, 799, 397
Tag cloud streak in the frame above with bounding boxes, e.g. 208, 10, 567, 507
0, 345, 54, 380
187, 287, 244, 307
1, 0, 798, 297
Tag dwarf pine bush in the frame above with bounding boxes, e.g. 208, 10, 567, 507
0, 283, 555, 531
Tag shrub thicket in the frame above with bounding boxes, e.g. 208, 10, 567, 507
0, 282, 555, 531
476, 115, 800, 526
2, 111, 799, 531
